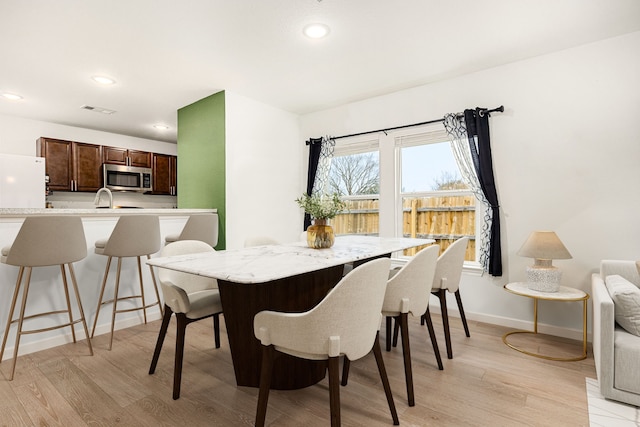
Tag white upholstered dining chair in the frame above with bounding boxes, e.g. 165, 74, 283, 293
427, 236, 470, 359
149, 240, 222, 400
253, 258, 398, 427
343, 245, 442, 407
148, 240, 223, 400
383, 245, 441, 405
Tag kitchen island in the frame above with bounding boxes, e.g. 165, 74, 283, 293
0, 208, 215, 217
0, 208, 216, 361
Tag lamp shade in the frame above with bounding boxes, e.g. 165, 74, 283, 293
517, 231, 572, 260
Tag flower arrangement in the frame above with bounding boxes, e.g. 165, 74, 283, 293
295, 192, 346, 220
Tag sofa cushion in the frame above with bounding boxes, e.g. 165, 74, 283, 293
614, 327, 640, 394
605, 275, 640, 336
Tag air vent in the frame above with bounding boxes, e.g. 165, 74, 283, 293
80, 105, 116, 114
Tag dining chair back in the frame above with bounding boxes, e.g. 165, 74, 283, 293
253, 257, 398, 426
429, 236, 470, 359
379, 245, 441, 406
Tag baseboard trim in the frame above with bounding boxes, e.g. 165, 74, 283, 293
431, 301, 591, 343
1, 311, 163, 362
2, 304, 589, 362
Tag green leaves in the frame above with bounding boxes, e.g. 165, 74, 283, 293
295, 193, 346, 220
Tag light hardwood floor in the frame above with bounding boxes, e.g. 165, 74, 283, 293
0, 313, 595, 426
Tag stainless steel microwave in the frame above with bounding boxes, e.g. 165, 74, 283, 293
103, 164, 152, 192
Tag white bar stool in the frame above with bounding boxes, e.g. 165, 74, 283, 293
164, 213, 218, 248
0, 216, 93, 380
90, 215, 163, 350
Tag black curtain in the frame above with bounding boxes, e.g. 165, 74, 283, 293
464, 109, 502, 276
304, 137, 323, 230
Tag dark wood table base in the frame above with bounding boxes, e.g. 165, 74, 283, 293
218, 265, 345, 390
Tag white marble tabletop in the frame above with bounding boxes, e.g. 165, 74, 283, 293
147, 235, 434, 284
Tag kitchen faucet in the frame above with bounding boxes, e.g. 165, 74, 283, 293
94, 187, 113, 208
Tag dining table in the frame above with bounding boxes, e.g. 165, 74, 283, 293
147, 235, 434, 390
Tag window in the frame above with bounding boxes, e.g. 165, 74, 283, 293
326, 125, 480, 264
396, 130, 476, 261
323, 137, 380, 236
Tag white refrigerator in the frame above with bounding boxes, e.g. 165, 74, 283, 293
0, 154, 46, 208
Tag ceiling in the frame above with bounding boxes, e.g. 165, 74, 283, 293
1, 0, 639, 144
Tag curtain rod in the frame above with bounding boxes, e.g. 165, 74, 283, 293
306, 105, 504, 144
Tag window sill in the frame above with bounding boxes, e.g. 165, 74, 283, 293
462, 262, 484, 276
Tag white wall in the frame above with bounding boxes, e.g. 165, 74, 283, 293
0, 113, 177, 156
225, 92, 303, 249
300, 31, 640, 338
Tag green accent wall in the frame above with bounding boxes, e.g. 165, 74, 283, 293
177, 91, 226, 249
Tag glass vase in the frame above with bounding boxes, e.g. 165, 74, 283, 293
306, 219, 335, 249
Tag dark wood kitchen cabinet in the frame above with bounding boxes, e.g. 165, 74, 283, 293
103, 146, 151, 168
37, 137, 103, 192
152, 153, 177, 195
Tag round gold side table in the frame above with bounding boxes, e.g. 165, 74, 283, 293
502, 282, 589, 361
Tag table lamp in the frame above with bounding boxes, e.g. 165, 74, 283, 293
517, 231, 572, 292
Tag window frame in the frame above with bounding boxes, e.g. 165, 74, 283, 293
329, 124, 484, 271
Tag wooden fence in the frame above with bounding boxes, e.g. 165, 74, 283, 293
332, 195, 476, 261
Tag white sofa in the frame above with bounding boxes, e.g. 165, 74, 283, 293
591, 260, 640, 407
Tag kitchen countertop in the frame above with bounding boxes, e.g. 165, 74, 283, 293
0, 208, 216, 218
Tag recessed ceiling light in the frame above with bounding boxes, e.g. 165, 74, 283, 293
92, 75, 116, 85
153, 124, 170, 130
303, 23, 330, 39
2, 93, 23, 100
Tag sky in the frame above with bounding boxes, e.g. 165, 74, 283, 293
401, 142, 460, 192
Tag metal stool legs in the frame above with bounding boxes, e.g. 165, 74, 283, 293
91, 255, 163, 350
1, 264, 93, 380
